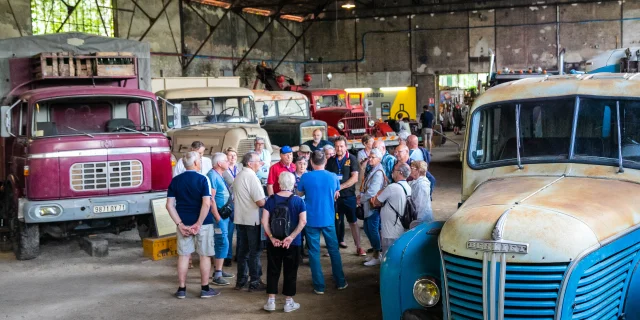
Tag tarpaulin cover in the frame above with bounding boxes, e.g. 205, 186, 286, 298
0, 32, 151, 99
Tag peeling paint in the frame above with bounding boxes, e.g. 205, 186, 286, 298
514, 48, 522, 54
541, 15, 546, 20
540, 29, 546, 34
545, 26, 552, 31
380, 17, 385, 21
447, 52, 452, 57
532, 53, 539, 60
529, 6, 539, 11
506, 45, 511, 49
417, 64, 427, 73
433, 46, 442, 56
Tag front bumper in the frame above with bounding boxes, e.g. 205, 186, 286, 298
402, 306, 443, 320
20, 192, 167, 223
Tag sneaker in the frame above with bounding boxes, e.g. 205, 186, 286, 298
365, 255, 374, 262
174, 290, 186, 299
366, 248, 374, 253
356, 248, 366, 256
221, 271, 235, 278
338, 283, 348, 290
284, 300, 301, 313
313, 289, 324, 295
322, 252, 330, 257
200, 288, 220, 298
263, 299, 276, 312
223, 258, 232, 267
234, 282, 247, 290
212, 277, 230, 286
248, 280, 267, 292
364, 258, 380, 266
339, 242, 348, 249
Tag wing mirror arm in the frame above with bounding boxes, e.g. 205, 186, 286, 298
1, 99, 22, 138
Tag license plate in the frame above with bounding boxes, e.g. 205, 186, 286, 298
93, 204, 127, 214
351, 128, 366, 134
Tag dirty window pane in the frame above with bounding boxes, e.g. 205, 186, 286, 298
620, 100, 640, 165
316, 95, 346, 109
257, 100, 278, 119
518, 99, 574, 158
468, 103, 515, 165
575, 99, 618, 160
349, 94, 362, 106
279, 99, 309, 117
31, 0, 115, 37
170, 99, 212, 126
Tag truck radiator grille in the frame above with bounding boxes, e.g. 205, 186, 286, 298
237, 139, 256, 157
343, 111, 367, 137
571, 243, 640, 320
70, 160, 143, 191
443, 253, 567, 320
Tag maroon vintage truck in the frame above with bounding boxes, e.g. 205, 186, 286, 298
0, 33, 172, 260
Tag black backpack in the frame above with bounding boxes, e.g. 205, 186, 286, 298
389, 183, 419, 229
269, 195, 293, 240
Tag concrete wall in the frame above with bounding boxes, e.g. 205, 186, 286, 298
304, 1, 639, 102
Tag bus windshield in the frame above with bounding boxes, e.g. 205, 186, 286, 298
164, 96, 256, 128
31, 96, 161, 138
468, 96, 640, 169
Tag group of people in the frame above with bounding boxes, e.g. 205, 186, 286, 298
165, 124, 435, 313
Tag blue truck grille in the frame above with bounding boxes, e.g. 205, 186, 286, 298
571, 243, 640, 320
443, 253, 568, 320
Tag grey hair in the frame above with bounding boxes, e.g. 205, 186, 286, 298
212, 152, 227, 168
241, 152, 259, 167
370, 148, 383, 159
255, 137, 265, 144
397, 163, 411, 179
278, 171, 296, 192
183, 151, 200, 169
322, 144, 335, 151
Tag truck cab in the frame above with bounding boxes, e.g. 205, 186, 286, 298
381, 73, 640, 319
155, 87, 276, 165
254, 90, 328, 148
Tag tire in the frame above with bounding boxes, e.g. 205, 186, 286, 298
136, 214, 157, 239
13, 221, 39, 260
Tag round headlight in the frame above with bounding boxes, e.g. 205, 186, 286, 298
368, 119, 375, 127
413, 278, 440, 307
337, 121, 345, 130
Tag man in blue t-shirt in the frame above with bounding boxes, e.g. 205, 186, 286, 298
420, 105, 435, 152
297, 151, 347, 294
166, 151, 218, 299
303, 128, 333, 152
206, 152, 235, 286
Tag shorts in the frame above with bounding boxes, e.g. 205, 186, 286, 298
214, 217, 230, 258
336, 196, 358, 224
177, 223, 215, 257
422, 128, 433, 141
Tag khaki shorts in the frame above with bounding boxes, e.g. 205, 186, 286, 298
177, 223, 215, 257
422, 128, 433, 141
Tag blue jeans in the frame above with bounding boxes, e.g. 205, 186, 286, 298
226, 220, 235, 259
306, 225, 347, 292
363, 210, 381, 251
213, 217, 229, 259
236, 225, 263, 284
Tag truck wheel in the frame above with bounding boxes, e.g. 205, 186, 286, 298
136, 214, 157, 239
13, 221, 40, 260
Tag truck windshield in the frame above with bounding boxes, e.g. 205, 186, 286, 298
260, 99, 309, 119
165, 96, 255, 128
315, 95, 346, 109
468, 96, 640, 169
32, 96, 160, 138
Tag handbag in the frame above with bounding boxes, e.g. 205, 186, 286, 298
213, 170, 234, 219
356, 206, 365, 220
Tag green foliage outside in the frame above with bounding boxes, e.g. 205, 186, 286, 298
31, 0, 114, 37
439, 73, 489, 90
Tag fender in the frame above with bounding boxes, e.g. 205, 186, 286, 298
381, 221, 445, 320
623, 259, 640, 319
327, 126, 340, 138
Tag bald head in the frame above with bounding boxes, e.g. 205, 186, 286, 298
373, 140, 386, 153
407, 135, 419, 149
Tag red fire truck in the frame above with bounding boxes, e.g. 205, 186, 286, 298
0, 33, 172, 260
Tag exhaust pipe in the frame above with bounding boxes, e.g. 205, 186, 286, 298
488, 49, 495, 75
558, 48, 565, 75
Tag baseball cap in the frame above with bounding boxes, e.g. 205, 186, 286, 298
281, 145, 293, 154
298, 144, 311, 153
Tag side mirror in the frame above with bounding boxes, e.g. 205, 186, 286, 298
263, 103, 269, 117
173, 103, 182, 129
1, 106, 12, 138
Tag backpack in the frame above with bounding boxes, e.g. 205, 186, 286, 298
389, 183, 418, 230
269, 195, 293, 240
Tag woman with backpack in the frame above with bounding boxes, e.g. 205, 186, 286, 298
358, 148, 388, 267
261, 172, 307, 313
409, 161, 433, 224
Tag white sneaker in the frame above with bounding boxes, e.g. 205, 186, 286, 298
263, 299, 276, 312
364, 255, 373, 262
364, 258, 380, 266
284, 300, 300, 313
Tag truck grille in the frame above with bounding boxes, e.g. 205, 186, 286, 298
237, 139, 256, 156
70, 160, 143, 191
571, 243, 640, 320
343, 111, 367, 138
443, 253, 567, 320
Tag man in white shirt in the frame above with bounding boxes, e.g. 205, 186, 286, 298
173, 141, 213, 177
253, 137, 271, 185
373, 163, 412, 259
233, 152, 267, 291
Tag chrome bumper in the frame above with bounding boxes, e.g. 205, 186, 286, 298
19, 192, 167, 223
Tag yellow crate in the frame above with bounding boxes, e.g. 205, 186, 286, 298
143, 235, 177, 261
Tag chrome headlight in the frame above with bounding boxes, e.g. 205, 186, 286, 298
368, 119, 375, 127
38, 205, 62, 217
337, 121, 345, 130
413, 277, 440, 307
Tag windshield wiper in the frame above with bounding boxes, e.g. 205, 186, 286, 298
515, 104, 523, 169
66, 126, 94, 138
117, 126, 149, 136
616, 101, 624, 173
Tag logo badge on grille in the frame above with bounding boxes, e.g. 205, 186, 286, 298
466, 239, 529, 254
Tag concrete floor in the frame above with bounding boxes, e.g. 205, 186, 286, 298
0, 134, 464, 320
